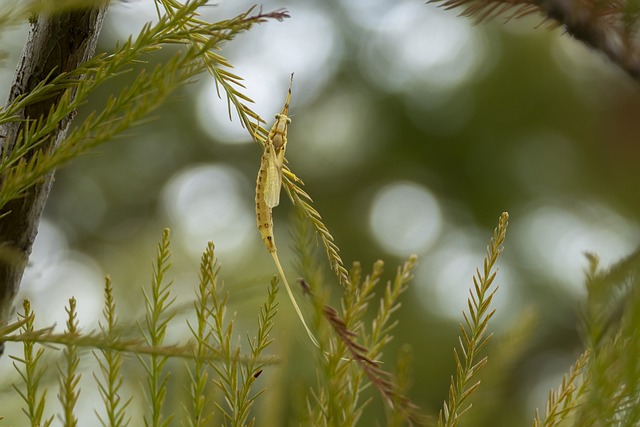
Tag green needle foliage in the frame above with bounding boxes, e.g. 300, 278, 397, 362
1, 202, 640, 425
532, 351, 589, 427
284, 172, 351, 289
529, 249, 640, 427
94, 277, 132, 427
1, 230, 281, 426
0, 0, 289, 210
187, 243, 218, 427
10, 300, 54, 427
290, 209, 425, 426
439, 212, 509, 427
139, 228, 176, 427
573, 249, 640, 426
190, 240, 278, 427
58, 298, 81, 427
3, 1, 640, 426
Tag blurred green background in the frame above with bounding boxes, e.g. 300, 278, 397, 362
2, 0, 640, 425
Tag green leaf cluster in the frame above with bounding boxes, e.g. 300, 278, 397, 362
3, 228, 278, 427
0, 0, 287, 212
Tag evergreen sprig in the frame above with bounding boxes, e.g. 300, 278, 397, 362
301, 258, 384, 425
389, 345, 417, 427
302, 247, 424, 426
187, 241, 219, 427
0, 0, 289, 209
438, 212, 509, 427
328, 256, 424, 425
199, 239, 277, 427
139, 228, 175, 427
1, 230, 280, 425
532, 350, 590, 427
94, 276, 131, 427
284, 172, 351, 288
235, 276, 279, 426
571, 248, 640, 425
10, 299, 54, 427
158, 0, 290, 137
530, 247, 640, 427
188, 240, 278, 426
57, 297, 81, 427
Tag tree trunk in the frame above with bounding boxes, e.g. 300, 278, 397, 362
0, 3, 108, 343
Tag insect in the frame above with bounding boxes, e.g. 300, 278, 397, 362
255, 74, 292, 252
255, 74, 319, 348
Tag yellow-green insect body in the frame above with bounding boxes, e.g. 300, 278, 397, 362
255, 75, 292, 250
269, 112, 291, 151
254, 75, 320, 348
255, 144, 277, 252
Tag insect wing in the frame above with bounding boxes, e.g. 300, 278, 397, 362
264, 146, 282, 208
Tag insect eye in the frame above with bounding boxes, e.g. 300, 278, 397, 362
274, 114, 280, 120
286, 117, 291, 124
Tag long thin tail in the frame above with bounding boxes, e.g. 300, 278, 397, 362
270, 251, 320, 348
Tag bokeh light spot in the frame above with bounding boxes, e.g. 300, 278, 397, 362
195, 4, 340, 145
514, 201, 640, 294
523, 351, 579, 418
293, 89, 381, 176
103, 0, 160, 42
20, 220, 103, 329
368, 181, 442, 255
361, 2, 488, 91
416, 227, 516, 322
161, 164, 253, 255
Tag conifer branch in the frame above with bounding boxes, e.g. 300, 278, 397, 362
187, 241, 218, 427
156, 0, 290, 140
140, 228, 175, 427
235, 276, 279, 426
323, 304, 426, 426
309, 255, 424, 426
438, 212, 509, 427
187, 240, 277, 426
1, 317, 276, 363
283, 173, 351, 288
58, 298, 81, 427
198, 239, 276, 426
0, 0, 288, 356
10, 299, 54, 427
430, 0, 640, 80
573, 247, 640, 425
0, 0, 107, 342
303, 259, 382, 424
582, 247, 640, 348
368, 256, 418, 358
94, 276, 131, 427
532, 350, 590, 427
390, 345, 419, 427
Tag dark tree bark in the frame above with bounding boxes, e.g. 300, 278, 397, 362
0, 4, 108, 340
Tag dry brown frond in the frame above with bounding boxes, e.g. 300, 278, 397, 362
430, 0, 640, 80
323, 305, 427, 426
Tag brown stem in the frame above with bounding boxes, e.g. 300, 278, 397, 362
536, 0, 640, 80
0, 4, 108, 345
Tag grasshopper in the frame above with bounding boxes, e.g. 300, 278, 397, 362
255, 74, 319, 348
